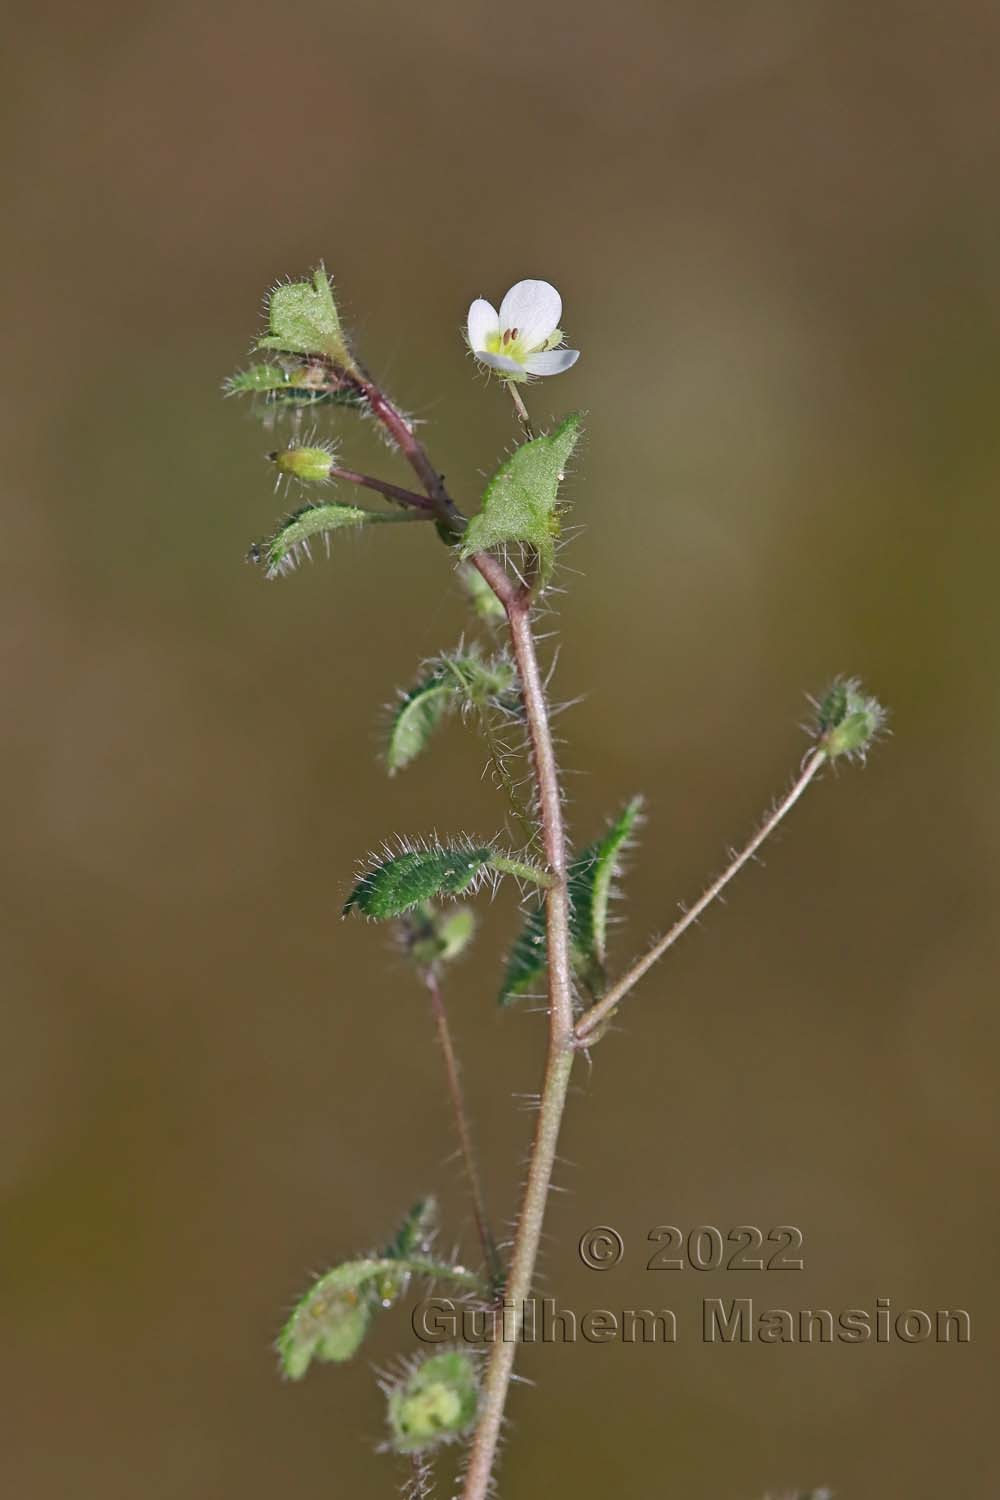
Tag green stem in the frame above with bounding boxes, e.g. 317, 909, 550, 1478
506, 381, 535, 438
371, 1255, 487, 1295
487, 853, 556, 888
574, 748, 828, 1046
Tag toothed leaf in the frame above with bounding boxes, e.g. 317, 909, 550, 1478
251, 502, 422, 580
343, 844, 494, 920
458, 413, 583, 585
257, 265, 353, 366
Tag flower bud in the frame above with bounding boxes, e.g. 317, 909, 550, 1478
813, 677, 887, 762
270, 445, 335, 483
387, 1350, 479, 1454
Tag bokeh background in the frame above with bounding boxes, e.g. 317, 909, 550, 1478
4, 2, 998, 1495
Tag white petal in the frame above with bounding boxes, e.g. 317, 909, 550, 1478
466, 298, 499, 351
474, 349, 526, 374
498, 280, 562, 349
522, 348, 580, 376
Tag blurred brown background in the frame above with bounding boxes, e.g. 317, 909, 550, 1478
3, 2, 998, 1495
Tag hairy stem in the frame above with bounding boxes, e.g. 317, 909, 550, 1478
328, 464, 438, 512
487, 853, 556, 888
506, 381, 535, 438
460, 595, 576, 1500
351, 373, 465, 535
360, 377, 576, 1498
422, 966, 504, 1295
574, 748, 828, 1045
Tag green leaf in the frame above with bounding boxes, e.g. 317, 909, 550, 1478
277, 1247, 484, 1380
278, 1261, 378, 1377
256, 264, 355, 367
499, 798, 643, 1005
498, 897, 549, 1006
569, 796, 644, 979
387, 1350, 480, 1455
457, 413, 583, 585
386, 672, 455, 775
457, 560, 507, 624
385, 650, 517, 774
373, 1197, 439, 1308
251, 502, 425, 579
343, 842, 495, 920
383, 1197, 437, 1262
225, 361, 365, 409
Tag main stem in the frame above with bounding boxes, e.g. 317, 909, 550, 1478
360, 379, 577, 1499
460, 595, 576, 1500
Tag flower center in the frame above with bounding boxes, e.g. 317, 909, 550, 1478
484, 325, 532, 363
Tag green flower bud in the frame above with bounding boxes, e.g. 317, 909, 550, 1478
387, 1350, 479, 1455
435, 906, 476, 962
270, 445, 336, 483
813, 677, 887, 762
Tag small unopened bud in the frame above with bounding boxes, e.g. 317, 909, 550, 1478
402, 904, 477, 968
387, 1350, 479, 1454
813, 676, 887, 762
269, 445, 336, 483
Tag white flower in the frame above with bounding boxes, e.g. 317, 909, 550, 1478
466, 279, 580, 381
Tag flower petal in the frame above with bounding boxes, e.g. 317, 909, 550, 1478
498, 280, 562, 350
466, 298, 499, 352
522, 348, 580, 376
474, 349, 526, 374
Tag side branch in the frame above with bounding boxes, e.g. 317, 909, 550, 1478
422, 967, 504, 1295
329, 464, 438, 513
575, 748, 828, 1045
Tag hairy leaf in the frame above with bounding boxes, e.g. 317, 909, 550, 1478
385, 651, 517, 774
498, 897, 548, 1006
570, 796, 644, 976
278, 1261, 379, 1377
278, 1245, 482, 1380
499, 798, 643, 1004
251, 502, 423, 579
386, 673, 455, 774
343, 843, 494, 920
458, 412, 583, 584
225, 361, 365, 409
256, 265, 354, 366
